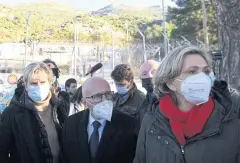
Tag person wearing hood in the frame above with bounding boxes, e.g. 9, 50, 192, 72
0, 62, 67, 163
134, 46, 240, 163
111, 64, 145, 122
139, 59, 160, 123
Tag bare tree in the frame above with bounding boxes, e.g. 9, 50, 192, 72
211, 0, 240, 86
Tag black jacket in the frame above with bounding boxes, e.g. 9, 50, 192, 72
134, 81, 240, 163
138, 93, 154, 125
58, 91, 70, 115
0, 86, 67, 163
61, 109, 137, 163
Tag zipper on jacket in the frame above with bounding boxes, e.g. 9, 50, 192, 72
180, 146, 185, 155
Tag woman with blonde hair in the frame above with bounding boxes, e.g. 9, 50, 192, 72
134, 46, 240, 163
0, 62, 67, 163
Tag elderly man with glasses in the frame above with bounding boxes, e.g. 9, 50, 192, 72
61, 76, 137, 163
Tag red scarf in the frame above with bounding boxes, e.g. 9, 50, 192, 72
159, 94, 214, 145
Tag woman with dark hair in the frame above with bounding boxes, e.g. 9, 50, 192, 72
68, 86, 84, 116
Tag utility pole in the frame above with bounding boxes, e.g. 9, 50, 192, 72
161, 31, 171, 53
162, 0, 168, 56
112, 31, 115, 70
24, 11, 31, 67
125, 23, 130, 64
137, 29, 146, 61
72, 19, 77, 78
201, 0, 209, 50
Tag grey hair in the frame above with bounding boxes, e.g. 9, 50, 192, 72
153, 45, 212, 99
23, 62, 54, 85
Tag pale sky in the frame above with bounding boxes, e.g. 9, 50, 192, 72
0, 0, 175, 11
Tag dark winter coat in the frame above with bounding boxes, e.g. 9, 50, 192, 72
134, 81, 240, 163
113, 83, 145, 121
0, 86, 67, 163
61, 109, 137, 163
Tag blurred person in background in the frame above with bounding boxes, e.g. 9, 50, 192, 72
111, 64, 145, 123
43, 59, 61, 94
0, 62, 67, 163
58, 78, 77, 115
139, 59, 160, 123
68, 86, 84, 116
134, 46, 240, 163
65, 78, 77, 99
58, 91, 70, 114
61, 76, 137, 163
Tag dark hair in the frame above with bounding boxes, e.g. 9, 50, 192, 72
43, 59, 58, 68
71, 86, 82, 103
65, 78, 77, 88
111, 64, 134, 82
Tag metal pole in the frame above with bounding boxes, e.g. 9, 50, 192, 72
126, 23, 130, 64
137, 29, 146, 61
143, 36, 146, 61
176, 41, 181, 47
162, 0, 168, 56
181, 36, 191, 45
112, 31, 115, 70
160, 31, 171, 53
24, 11, 31, 67
74, 26, 77, 78
72, 19, 77, 77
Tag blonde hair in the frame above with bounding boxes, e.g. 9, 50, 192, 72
23, 62, 54, 85
154, 45, 212, 98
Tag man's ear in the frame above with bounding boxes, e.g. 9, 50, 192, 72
166, 80, 177, 92
81, 98, 87, 108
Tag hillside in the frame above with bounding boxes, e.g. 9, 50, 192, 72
0, 2, 166, 44
91, 4, 162, 19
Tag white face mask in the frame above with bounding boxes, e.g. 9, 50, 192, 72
27, 84, 50, 102
176, 72, 212, 105
89, 100, 113, 121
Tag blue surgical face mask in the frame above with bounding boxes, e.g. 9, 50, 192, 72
27, 84, 50, 102
116, 86, 129, 95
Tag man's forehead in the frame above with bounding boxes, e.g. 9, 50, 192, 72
82, 77, 110, 96
84, 87, 110, 97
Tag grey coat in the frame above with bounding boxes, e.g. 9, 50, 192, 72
134, 81, 240, 163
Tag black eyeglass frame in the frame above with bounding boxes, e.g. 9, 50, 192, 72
85, 91, 114, 103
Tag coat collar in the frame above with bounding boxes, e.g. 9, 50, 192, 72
151, 81, 237, 144
114, 83, 138, 106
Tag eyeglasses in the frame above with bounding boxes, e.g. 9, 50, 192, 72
85, 91, 114, 103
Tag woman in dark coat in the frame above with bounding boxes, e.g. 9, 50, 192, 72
0, 62, 67, 163
134, 46, 240, 163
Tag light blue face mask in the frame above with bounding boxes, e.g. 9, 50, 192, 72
116, 86, 129, 95
27, 84, 50, 102
209, 72, 216, 86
